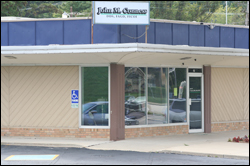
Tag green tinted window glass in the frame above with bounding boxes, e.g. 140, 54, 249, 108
81, 67, 109, 126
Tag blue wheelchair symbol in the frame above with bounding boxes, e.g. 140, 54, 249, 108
71, 90, 79, 103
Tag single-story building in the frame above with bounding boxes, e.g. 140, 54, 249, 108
1, 17, 249, 141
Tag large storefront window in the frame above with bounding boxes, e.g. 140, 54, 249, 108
147, 68, 168, 124
81, 67, 109, 126
125, 67, 187, 126
125, 67, 146, 125
169, 68, 187, 123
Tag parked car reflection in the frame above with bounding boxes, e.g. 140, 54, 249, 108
82, 101, 139, 126
82, 101, 109, 126
169, 99, 187, 123
189, 99, 202, 129
168, 99, 201, 129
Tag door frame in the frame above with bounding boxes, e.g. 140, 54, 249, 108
188, 73, 204, 133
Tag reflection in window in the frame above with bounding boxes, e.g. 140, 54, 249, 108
125, 67, 146, 125
169, 68, 187, 123
81, 67, 109, 126
147, 68, 168, 124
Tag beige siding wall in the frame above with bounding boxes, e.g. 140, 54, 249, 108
1, 67, 10, 127
243, 69, 249, 120
1, 66, 79, 128
211, 67, 249, 122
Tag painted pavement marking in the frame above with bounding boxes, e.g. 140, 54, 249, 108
5, 155, 59, 160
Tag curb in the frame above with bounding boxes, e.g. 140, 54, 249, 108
160, 150, 249, 160
1, 142, 83, 148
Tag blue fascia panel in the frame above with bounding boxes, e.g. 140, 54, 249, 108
138, 22, 155, 44
173, 24, 189, 45
155, 22, 172, 45
235, 28, 249, 49
120, 25, 137, 43
93, 24, 119, 44
36, 21, 63, 45
64, 19, 91, 45
220, 27, 234, 48
189, 24, 205, 47
1, 22, 8, 46
9, 21, 35, 46
205, 26, 220, 47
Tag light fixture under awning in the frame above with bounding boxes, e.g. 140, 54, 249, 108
4, 56, 17, 59
180, 57, 191, 60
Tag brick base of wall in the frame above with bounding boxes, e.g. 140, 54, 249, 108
4, 122, 246, 139
211, 121, 249, 132
1, 128, 110, 139
125, 125, 189, 139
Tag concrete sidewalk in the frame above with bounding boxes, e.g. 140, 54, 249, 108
1, 130, 249, 160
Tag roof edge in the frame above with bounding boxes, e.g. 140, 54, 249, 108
1, 17, 248, 29
1, 43, 249, 57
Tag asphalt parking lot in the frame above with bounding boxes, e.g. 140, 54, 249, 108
1, 145, 249, 165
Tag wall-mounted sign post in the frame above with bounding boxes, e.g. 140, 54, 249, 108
71, 90, 79, 108
92, 1, 150, 25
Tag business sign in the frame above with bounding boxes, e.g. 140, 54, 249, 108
93, 1, 150, 25
71, 90, 79, 108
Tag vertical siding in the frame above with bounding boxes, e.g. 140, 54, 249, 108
36, 21, 64, 45
211, 68, 244, 122
1, 22, 8, 46
1, 19, 249, 49
64, 20, 91, 44
138, 23, 155, 44
243, 69, 249, 120
9, 66, 79, 128
1, 67, 10, 127
9, 21, 36, 46
93, 24, 119, 44
155, 22, 172, 45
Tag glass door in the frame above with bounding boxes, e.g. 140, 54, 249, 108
188, 74, 204, 133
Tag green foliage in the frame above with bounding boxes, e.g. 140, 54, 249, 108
148, 96, 167, 104
210, 3, 246, 25
1, 1, 63, 18
23, 2, 62, 18
60, 1, 91, 17
148, 86, 167, 104
1, 1, 28, 17
150, 1, 222, 22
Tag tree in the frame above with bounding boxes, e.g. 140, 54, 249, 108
229, 1, 248, 25
60, 1, 91, 17
150, 1, 221, 22
22, 1, 63, 18
1, 1, 28, 17
210, 4, 245, 25
1, 1, 63, 18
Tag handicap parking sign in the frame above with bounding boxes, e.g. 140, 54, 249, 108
71, 90, 79, 108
